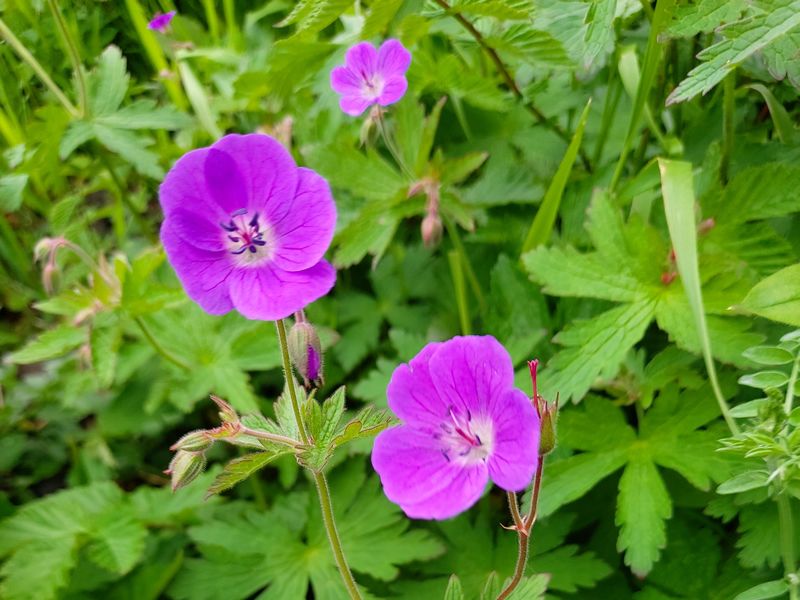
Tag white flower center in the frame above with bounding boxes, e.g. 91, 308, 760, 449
219, 208, 274, 267
437, 407, 494, 466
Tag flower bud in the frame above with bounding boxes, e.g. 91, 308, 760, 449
529, 359, 558, 455
287, 320, 324, 386
165, 450, 206, 491
170, 429, 214, 452
210, 394, 239, 424
421, 212, 443, 248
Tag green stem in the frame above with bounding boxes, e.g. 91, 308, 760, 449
593, 74, 622, 166
721, 71, 735, 185
448, 250, 471, 335
275, 319, 361, 599
375, 110, 414, 179
134, 316, 192, 371
314, 472, 363, 600
223, 0, 241, 50
442, 214, 487, 314
47, 0, 87, 116
497, 518, 529, 600
785, 356, 799, 416
777, 493, 798, 600
0, 16, 79, 117
238, 425, 302, 448
201, 0, 221, 43
275, 319, 309, 445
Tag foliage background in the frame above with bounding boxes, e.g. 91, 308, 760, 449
1, 0, 799, 598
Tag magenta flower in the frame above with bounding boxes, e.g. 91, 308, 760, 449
330, 39, 411, 116
148, 11, 176, 32
371, 336, 540, 520
158, 134, 337, 321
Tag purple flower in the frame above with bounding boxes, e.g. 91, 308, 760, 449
158, 134, 337, 321
371, 336, 540, 520
148, 11, 176, 32
330, 39, 411, 116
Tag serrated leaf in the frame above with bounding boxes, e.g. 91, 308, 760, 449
92, 123, 163, 179
487, 25, 573, 68
206, 451, 289, 498
86, 511, 147, 575
506, 574, 548, 599
277, 0, 351, 37
666, 0, 746, 38
91, 323, 122, 388
583, 0, 617, 70
333, 405, 393, 448
0, 538, 76, 600
94, 100, 193, 130
8, 324, 85, 364
667, 1, 800, 104
88, 45, 130, 116
741, 263, 800, 327
616, 456, 672, 576
705, 164, 800, 224
444, 574, 465, 600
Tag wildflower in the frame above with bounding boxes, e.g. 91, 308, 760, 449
148, 11, 176, 33
287, 316, 324, 387
330, 39, 411, 116
371, 336, 541, 520
159, 134, 337, 321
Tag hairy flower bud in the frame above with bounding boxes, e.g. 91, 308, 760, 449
287, 320, 324, 386
210, 395, 239, 423
170, 429, 214, 452
166, 450, 206, 491
529, 359, 558, 455
421, 212, 443, 248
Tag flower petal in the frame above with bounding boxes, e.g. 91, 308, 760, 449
168, 208, 225, 252
377, 39, 411, 78
204, 147, 250, 215
487, 389, 539, 491
270, 167, 337, 272
371, 425, 488, 520
387, 342, 447, 426
159, 147, 227, 220
377, 76, 407, 106
228, 260, 336, 321
210, 134, 299, 218
339, 95, 373, 116
330, 66, 362, 95
345, 42, 378, 78
429, 335, 515, 417
160, 221, 234, 315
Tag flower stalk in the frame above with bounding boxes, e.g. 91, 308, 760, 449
276, 318, 362, 599
46, 0, 87, 116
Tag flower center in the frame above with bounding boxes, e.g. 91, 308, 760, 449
361, 75, 384, 100
219, 209, 272, 266
436, 406, 493, 465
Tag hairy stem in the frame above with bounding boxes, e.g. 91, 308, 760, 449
46, 0, 87, 116
314, 471, 363, 600
134, 316, 192, 371
431, 0, 592, 172
0, 16, 79, 117
276, 319, 309, 444
275, 319, 361, 599
721, 71, 735, 185
498, 455, 545, 600
238, 426, 303, 448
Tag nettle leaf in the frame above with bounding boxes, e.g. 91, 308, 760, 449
206, 451, 290, 498
667, 0, 800, 104
761, 29, 800, 88
8, 324, 85, 364
666, 0, 747, 38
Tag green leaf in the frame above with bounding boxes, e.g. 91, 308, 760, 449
0, 174, 28, 212
583, 0, 617, 70
734, 579, 791, 600
541, 300, 656, 403
276, 0, 351, 37
667, 0, 800, 104
92, 123, 163, 179
741, 263, 800, 327
88, 45, 130, 116
717, 471, 770, 494
449, 0, 533, 19
507, 574, 548, 599
333, 405, 392, 448
85, 511, 147, 575
745, 84, 799, 144
95, 100, 193, 130
177, 60, 222, 139
521, 99, 591, 254
666, 0, 746, 37
443, 574, 465, 600
206, 451, 289, 498
738, 371, 790, 389
0, 538, 76, 600
705, 164, 800, 224
616, 456, 672, 576
742, 345, 795, 365
362, 0, 405, 37
487, 25, 573, 68
91, 323, 122, 388
8, 324, 85, 364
